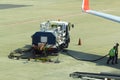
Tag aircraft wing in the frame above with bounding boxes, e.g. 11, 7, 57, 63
82, 0, 120, 23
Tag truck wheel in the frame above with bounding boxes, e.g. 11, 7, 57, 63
16, 56, 20, 60
66, 43, 69, 48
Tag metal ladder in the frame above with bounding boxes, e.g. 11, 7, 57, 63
70, 72, 120, 80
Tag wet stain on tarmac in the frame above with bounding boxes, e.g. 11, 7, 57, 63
0, 4, 32, 10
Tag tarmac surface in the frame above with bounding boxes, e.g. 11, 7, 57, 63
0, 0, 120, 80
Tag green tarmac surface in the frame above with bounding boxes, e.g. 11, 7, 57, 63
0, 0, 120, 80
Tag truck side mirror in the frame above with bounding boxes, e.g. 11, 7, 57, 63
68, 23, 74, 31
72, 24, 74, 28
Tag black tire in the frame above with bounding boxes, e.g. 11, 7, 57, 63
16, 56, 20, 60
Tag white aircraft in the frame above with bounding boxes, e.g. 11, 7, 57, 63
82, 0, 120, 23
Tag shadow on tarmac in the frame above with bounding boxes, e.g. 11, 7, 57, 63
0, 4, 32, 10
61, 49, 120, 69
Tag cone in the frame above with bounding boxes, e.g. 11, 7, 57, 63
78, 38, 81, 45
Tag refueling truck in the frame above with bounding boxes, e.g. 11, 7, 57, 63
32, 20, 73, 53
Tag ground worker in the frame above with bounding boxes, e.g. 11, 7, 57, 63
42, 43, 48, 57
114, 43, 119, 64
107, 46, 116, 64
